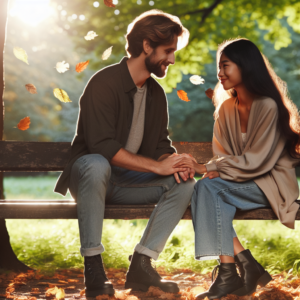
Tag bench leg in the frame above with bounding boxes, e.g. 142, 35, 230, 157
0, 219, 32, 272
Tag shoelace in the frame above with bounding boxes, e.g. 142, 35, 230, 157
86, 256, 106, 279
211, 265, 220, 282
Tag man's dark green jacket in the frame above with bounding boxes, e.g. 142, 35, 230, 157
54, 57, 176, 196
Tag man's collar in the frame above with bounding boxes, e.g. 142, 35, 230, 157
120, 56, 153, 94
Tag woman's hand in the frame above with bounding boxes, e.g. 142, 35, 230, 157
174, 158, 207, 174
201, 171, 220, 180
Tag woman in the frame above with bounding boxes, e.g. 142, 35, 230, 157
177, 38, 300, 299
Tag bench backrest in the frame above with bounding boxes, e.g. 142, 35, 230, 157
0, 141, 213, 172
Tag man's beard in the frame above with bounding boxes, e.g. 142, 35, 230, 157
145, 51, 169, 78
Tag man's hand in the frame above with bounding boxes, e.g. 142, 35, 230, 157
201, 171, 220, 180
155, 155, 188, 177
170, 153, 196, 183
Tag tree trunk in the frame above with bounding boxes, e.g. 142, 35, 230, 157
0, 0, 31, 272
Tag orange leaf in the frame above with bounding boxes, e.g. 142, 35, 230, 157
177, 90, 190, 102
17, 116, 30, 131
104, 0, 115, 7
75, 60, 89, 73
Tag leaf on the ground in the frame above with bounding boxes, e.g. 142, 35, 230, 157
102, 46, 113, 60
25, 84, 37, 94
189, 75, 205, 85
77, 274, 84, 278
177, 90, 190, 102
104, 0, 116, 7
126, 296, 139, 300
53, 88, 72, 103
84, 31, 98, 40
159, 293, 176, 300
56, 61, 69, 73
76, 60, 90, 73
46, 286, 59, 297
55, 288, 65, 300
17, 116, 30, 131
114, 289, 131, 300
65, 286, 76, 290
67, 279, 79, 283
37, 282, 50, 286
31, 288, 41, 295
96, 295, 110, 300
146, 287, 165, 297
6, 288, 15, 293
79, 289, 85, 296
13, 47, 29, 64
14, 296, 28, 300
190, 286, 205, 295
58, 280, 68, 284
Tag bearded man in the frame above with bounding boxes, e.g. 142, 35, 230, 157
54, 9, 195, 297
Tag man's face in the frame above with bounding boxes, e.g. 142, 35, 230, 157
145, 36, 178, 78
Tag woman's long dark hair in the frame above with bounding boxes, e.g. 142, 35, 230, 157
213, 38, 300, 158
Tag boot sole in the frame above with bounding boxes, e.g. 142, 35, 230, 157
125, 282, 179, 293
86, 287, 115, 297
231, 271, 273, 296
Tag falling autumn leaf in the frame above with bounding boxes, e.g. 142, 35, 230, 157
84, 31, 98, 40
205, 88, 214, 100
102, 46, 113, 60
76, 60, 90, 73
104, 0, 116, 7
189, 75, 205, 85
56, 61, 69, 73
53, 88, 72, 103
25, 84, 37, 94
13, 47, 29, 64
17, 116, 30, 131
177, 90, 190, 102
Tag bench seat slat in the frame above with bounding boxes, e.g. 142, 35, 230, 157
1, 201, 299, 220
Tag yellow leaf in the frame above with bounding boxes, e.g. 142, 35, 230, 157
190, 286, 205, 295
104, 0, 116, 7
53, 88, 72, 103
177, 90, 190, 102
45, 286, 58, 297
84, 31, 98, 40
13, 47, 29, 64
56, 288, 65, 300
115, 289, 131, 300
25, 84, 37, 94
17, 116, 30, 131
76, 60, 90, 73
102, 46, 113, 60
189, 75, 205, 85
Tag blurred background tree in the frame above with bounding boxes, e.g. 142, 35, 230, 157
3, 0, 300, 143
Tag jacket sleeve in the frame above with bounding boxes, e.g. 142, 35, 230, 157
80, 80, 123, 162
205, 102, 285, 181
153, 99, 176, 160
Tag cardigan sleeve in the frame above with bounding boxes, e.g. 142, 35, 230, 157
205, 102, 285, 181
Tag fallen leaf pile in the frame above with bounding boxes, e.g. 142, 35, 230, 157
1, 267, 300, 300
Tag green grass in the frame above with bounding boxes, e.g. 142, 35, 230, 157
3, 175, 300, 274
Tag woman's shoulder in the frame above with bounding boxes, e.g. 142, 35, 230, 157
255, 96, 278, 113
219, 96, 236, 112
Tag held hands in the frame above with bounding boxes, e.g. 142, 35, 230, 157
170, 153, 197, 183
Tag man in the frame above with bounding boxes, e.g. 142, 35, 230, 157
54, 9, 195, 297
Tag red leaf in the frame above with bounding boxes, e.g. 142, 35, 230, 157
75, 60, 90, 73
17, 116, 30, 131
104, 0, 115, 7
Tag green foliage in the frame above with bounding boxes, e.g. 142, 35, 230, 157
57, 0, 300, 90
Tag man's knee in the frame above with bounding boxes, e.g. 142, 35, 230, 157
75, 154, 111, 183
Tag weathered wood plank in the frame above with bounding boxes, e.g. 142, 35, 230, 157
0, 141, 213, 171
0, 201, 300, 220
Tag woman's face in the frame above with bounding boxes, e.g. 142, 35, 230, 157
218, 53, 242, 90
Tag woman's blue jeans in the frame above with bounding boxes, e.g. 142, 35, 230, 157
69, 154, 195, 259
191, 177, 270, 261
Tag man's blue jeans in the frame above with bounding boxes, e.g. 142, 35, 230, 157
191, 177, 270, 261
69, 154, 195, 260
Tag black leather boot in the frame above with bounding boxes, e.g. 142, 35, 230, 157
234, 249, 272, 295
196, 263, 244, 300
84, 255, 115, 297
125, 252, 179, 293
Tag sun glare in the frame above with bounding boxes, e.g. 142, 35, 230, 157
9, 0, 51, 27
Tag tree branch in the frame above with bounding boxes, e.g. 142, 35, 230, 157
179, 0, 223, 24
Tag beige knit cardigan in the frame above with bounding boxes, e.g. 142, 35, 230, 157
205, 96, 300, 229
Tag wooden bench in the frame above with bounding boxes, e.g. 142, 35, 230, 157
1, 140, 299, 221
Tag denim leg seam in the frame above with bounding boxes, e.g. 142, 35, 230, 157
110, 180, 170, 191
